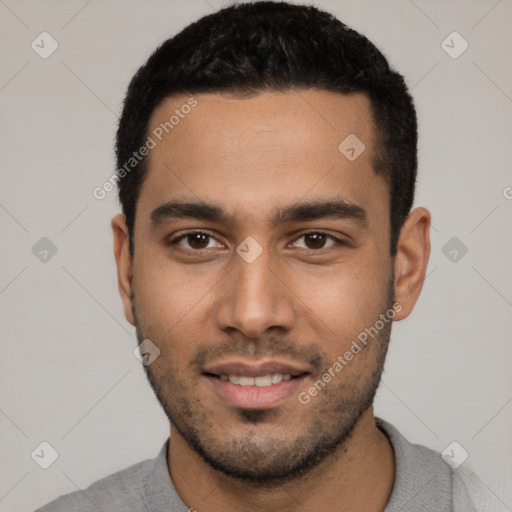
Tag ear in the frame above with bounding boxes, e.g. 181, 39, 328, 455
112, 214, 136, 326
392, 207, 431, 321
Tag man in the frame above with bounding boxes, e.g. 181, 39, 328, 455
36, 1, 486, 510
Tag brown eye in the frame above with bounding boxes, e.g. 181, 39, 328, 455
186, 233, 210, 249
292, 232, 342, 251
168, 231, 223, 251
304, 233, 327, 249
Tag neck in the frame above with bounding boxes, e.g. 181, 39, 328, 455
167, 408, 395, 512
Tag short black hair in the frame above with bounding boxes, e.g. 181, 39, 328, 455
116, 1, 417, 256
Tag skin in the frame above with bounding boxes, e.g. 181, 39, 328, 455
112, 90, 431, 511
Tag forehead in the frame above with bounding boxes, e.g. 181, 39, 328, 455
138, 89, 387, 228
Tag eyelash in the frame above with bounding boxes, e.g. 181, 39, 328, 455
167, 230, 346, 252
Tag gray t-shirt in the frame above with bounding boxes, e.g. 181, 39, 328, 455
33, 418, 493, 511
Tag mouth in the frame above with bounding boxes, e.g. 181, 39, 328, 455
203, 360, 310, 409
208, 373, 296, 386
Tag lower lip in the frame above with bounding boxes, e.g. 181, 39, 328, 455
205, 375, 306, 409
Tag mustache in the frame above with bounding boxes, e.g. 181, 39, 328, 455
189, 334, 327, 374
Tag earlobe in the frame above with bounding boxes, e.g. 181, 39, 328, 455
111, 214, 136, 326
392, 207, 431, 321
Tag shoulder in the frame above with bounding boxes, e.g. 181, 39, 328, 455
376, 418, 496, 511
452, 466, 512, 512
33, 457, 154, 512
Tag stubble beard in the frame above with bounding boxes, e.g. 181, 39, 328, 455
132, 280, 394, 485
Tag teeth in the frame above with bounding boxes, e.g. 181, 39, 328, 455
228, 375, 240, 384
220, 373, 293, 387
271, 374, 281, 384
255, 375, 272, 387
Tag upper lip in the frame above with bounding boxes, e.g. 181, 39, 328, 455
203, 359, 310, 378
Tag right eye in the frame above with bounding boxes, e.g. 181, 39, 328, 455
167, 231, 225, 251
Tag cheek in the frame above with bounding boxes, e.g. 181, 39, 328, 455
132, 256, 197, 327
294, 253, 389, 336
132, 251, 222, 348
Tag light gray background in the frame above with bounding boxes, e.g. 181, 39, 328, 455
1, 1, 511, 510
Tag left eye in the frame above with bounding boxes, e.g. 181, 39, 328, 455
292, 232, 341, 250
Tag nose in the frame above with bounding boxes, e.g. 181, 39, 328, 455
214, 248, 295, 339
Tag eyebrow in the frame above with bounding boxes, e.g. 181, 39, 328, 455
150, 198, 368, 229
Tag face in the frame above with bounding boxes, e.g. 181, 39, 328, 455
117, 90, 403, 482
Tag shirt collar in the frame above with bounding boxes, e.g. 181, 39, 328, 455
142, 419, 453, 511
377, 417, 453, 511
143, 437, 189, 511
